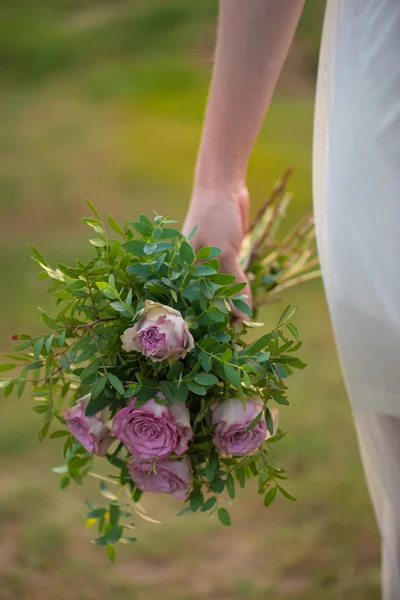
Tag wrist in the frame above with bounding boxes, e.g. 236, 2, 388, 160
194, 127, 247, 196
194, 157, 246, 198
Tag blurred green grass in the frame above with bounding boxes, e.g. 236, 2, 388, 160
0, 2, 380, 599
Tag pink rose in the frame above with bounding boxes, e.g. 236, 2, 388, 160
128, 457, 192, 500
212, 399, 279, 457
64, 394, 114, 456
120, 300, 194, 363
112, 396, 192, 460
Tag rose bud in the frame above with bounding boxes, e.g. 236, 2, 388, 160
212, 398, 279, 457
120, 300, 194, 363
112, 395, 192, 460
64, 394, 114, 456
128, 457, 192, 500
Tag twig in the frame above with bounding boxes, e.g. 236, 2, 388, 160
247, 167, 293, 233
269, 270, 322, 295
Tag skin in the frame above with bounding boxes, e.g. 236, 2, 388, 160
183, 0, 305, 308
183, 2, 400, 590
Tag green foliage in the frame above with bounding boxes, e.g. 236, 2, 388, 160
1, 206, 304, 557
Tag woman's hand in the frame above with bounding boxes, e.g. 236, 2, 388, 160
182, 185, 252, 313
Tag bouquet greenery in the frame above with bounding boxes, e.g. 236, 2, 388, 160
1, 172, 319, 562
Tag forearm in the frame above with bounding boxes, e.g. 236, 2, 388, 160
195, 0, 305, 192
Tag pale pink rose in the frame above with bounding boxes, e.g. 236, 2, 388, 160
64, 394, 114, 456
120, 300, 194, 363
112, 396, 192, 460
128, 457, 192, 500
212, 399, 279, 457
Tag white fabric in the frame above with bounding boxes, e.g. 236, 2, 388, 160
313, 1, 400, 597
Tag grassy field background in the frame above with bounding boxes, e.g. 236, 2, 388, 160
0, 2, 381, 599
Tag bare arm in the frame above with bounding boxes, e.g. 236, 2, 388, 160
195, 0, 305, 191
184, 0, 305, 307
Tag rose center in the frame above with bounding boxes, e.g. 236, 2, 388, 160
139, 326, 166, 352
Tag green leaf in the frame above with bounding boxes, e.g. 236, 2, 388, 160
104, 525, 123, 544
0, 363, 16, 372
108, 213, 124, 235
106, 544, 116, 564
139, 214, 153, 227
81, 217, 104, 233
91, 376, 107, 399
122, 240, 146, 256
109, 504, 120, 526
236, 467, 245, 488
90, 237, 106, 247
187, 225, 198, 240
80, 358, 101, 381
85, 391, 110, 416
167, 361, 184, 381
200, 497, 217, 512
107, 374, 125, 395
226, 474, 235, 499
246, 410, 263, 432
26, 360, 43, 371
264, 486, 277, 507
194, 265, 217, 277
157, 228, 180, 239
176, 506, 193, 517
277, 304, 297, 326
205, 463, 216, 482
39, 421, 51, 441
45, 333, 55, 352
199, 352, 212, 372
278, 486, 297, 501
231, 298, 252, 316
86, 199, 102, 219
132, 221, 153, 239
50, 430, 70, 439
210, 478, 224, 493
194, 373, 218, 386
245, 333, 272, 355
144, 242, 157, 255
271, 392, 289, 406
13, 340, 33, 351
223, 364, 241, 388
217, 508, 231, 527
159, 381, 177, 404
179, 240, 195, 266
127, 263, 153, 277
286, 322, 299, 340
41, 313, 58, 329
206, 310, 225, 323
29, 245, 49, 266
209, 273, 236, 285
59, 354, 70, 372
87, 508, 107, 519
196, 246, 211, 260
190, 491, 204, 512
222, 282, 247, 297
33, 404, 49, 414
187, 381, 206, 396
60, 475, 70, 489
277, 304, 292, 326
265, 408, 275, 436
273, 363, 288, 379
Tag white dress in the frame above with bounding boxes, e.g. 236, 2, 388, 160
313, 1, 400, 597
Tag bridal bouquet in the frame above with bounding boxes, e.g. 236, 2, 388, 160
1, 171, 319, 562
